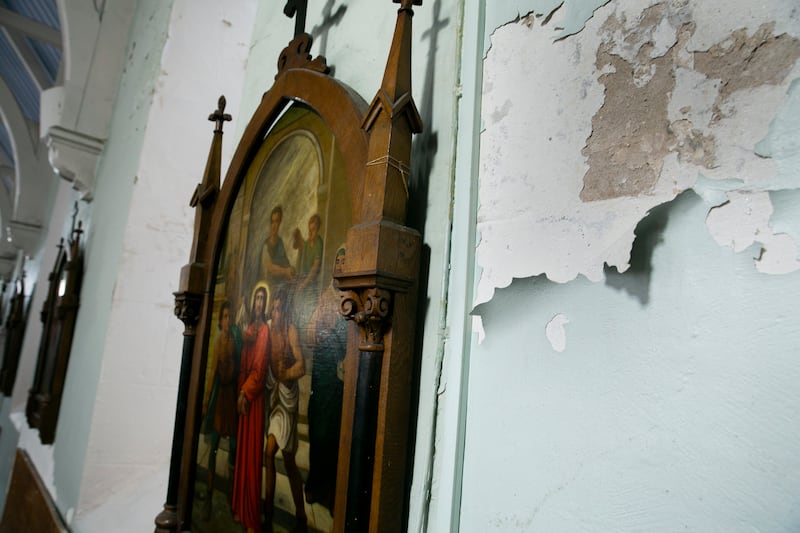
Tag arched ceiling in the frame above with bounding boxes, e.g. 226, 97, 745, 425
0, 0, 61, 272
0, 0, 61, 160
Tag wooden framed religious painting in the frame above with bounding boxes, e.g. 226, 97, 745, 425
193, 103, 354, 532
0, 271, 30, 396
155, 2, 424, 532
26, 216, 84, 444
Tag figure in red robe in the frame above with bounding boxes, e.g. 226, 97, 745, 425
232, 284, 270, 533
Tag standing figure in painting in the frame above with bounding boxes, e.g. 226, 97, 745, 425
292, 213, 324, 331
304, 247, 347, 512
201, 300, 242, 519
262, 206, 295, 292
232, 285, 270, 533
293, 214, 323, 292
264, 288, 308, 532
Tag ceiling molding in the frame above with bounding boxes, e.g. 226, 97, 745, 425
45, 125, 103, 200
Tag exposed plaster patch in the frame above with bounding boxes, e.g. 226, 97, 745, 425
581, 5, 732, 201
477, 0, 800, 305
694, 24, 800, 123
669, 120, 716, 168
581, 7, 686, 200
583, 9, 799, 198
545, 314, 569, 352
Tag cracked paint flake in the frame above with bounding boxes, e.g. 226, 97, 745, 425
545, 314, 570, 352
476, 0, 800, 305
484, 0, 611, 55
706, 191, 800, 274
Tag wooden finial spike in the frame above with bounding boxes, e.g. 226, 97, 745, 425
393, 0, 422, 9
284, 0, 308, 37
208, 95, 232, 132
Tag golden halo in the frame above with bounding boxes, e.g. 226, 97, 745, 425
250, 280, 270, 315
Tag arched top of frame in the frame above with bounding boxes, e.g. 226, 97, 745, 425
210, 37, 370, 279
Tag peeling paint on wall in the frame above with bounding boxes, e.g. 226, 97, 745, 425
545, 313, 569, 352
483, 0, 611, 55
477, 0, 800, 305
706, 191, 800, 274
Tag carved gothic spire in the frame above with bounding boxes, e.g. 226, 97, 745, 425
360, 0, 424, 224
186, 96, 229, 274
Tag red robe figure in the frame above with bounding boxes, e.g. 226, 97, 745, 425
232, 284, 270, 533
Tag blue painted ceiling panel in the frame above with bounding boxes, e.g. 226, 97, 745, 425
0, 124, 13, 165
4, 0, 61, 82
0, 0, 62, 119
0, 31, 40, 120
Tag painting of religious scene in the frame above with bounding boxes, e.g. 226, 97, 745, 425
192, 103, 352, 533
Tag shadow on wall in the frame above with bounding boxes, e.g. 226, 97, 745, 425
405, 0, 449, 528
311, 0, 347, 63
473, 191, 704, 329
603, 192, 696, 305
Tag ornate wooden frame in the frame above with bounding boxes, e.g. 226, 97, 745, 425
155, 2, 424, 532
26, 221, 84, 444
0, 270, 29, 396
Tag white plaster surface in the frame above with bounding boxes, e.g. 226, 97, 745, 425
73, 1, 255, 525
706, 191, 800, 274
476, 0, 800, 305
545, 313, 569, 352
41, 1, 177, 522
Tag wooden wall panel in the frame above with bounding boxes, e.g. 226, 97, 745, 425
0, 449, 67, 533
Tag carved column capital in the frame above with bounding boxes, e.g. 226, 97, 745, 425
173, 291, 203, 335
340, 287, 393, 352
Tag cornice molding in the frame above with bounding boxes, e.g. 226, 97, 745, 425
45, 126, 104, 201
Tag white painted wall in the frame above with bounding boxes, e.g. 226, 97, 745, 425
72, 2, 256, 530
458, 0, 800, 530
0, 178, 81, 521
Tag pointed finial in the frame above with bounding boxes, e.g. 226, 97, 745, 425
284, 0, 309, 37
393, 0, 422, 10
208, 95, 232, 133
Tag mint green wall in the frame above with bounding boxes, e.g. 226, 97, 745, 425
456, 1, 800, 530
462, 191, 800, 531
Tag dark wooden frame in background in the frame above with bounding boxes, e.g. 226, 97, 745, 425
0, 269, 29, 397
155, 1, 424, 532
26, 222, 84, 444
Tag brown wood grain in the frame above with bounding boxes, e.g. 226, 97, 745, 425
0, 449, 67, 533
